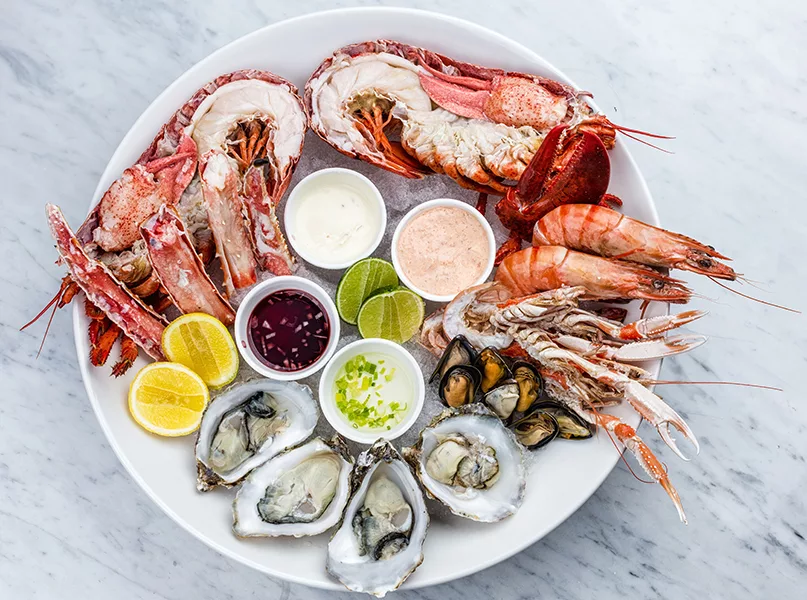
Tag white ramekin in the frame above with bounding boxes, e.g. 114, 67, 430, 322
318, 338, 425, 444
391, 198, 496, 303
234, 276, 340, 381
283, 167, 387, 270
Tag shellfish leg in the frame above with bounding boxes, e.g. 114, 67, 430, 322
242, 161, 294, 275
112, 335, 139, 377
90, 321, 121, 367
543, 369, 686, 523
46, 204, 167, 360
141, 205, 235, 325
199, 151, 258, 296
553, 333, 707, 362
597, 412, 687, 524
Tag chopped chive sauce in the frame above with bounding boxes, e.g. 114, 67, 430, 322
333, 352, 410, 431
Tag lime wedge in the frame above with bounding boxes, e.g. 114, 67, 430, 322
357, 288, 425, 344
336, 258, 399, 325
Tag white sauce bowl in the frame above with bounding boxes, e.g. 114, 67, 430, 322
318, 338, 425, 444
234, 276, 340, 381
391, 198, 496, 303
284, 167, 387, 270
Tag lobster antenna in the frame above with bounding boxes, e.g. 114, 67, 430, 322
708, 276, 800, 313
618, 130, 674, 154
608, 121, 675, 153
20, 289, 61, 331
35, 295, 61, 359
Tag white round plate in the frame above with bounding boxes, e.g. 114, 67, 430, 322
74, 7, 662, 591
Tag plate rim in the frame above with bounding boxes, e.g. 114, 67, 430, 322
72, 6, 660, 591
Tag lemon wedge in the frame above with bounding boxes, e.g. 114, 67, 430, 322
128, 362, 209, 437
162, 313, 239, 388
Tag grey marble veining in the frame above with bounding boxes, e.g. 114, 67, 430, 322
2, 0, 806, 598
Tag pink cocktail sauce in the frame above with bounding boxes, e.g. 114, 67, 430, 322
396, 206, 489, 297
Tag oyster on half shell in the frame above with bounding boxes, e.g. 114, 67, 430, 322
327, 440, 429, 597
195, 380, 318, 491
404, 404, 525, 522
233, 436, 353, 538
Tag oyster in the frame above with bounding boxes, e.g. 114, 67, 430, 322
327, 440, 428, 597
405, 405, 525, 522
195, 380, 318, 491
233, 436, 352, 537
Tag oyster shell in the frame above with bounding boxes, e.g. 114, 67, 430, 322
405, 404, 525, 522
195, 380, 318, 491
233, 436, 352, 537
327, 440, 428, 597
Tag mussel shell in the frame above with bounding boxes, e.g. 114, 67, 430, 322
530, 401, 594, 440
483, 380, 519, 421
475, 347, 512, 393
511, 411, 559, 449
439, 364, 481, 408
512, 361, 543, 413
430, 335, 477, 383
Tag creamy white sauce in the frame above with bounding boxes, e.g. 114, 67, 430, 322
289, 180, 382, 265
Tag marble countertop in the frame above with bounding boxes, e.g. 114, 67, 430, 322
2, 0, 805, 598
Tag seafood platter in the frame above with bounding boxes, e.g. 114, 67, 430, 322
25, 9, 775, 594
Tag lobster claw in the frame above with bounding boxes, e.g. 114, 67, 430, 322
494, 125, 613, 262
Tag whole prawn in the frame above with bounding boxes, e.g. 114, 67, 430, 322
495, 245, 692, 302
533, 204, 736, 278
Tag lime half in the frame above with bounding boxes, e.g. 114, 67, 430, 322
336, 258, 399, 325
357, 287, 425, 344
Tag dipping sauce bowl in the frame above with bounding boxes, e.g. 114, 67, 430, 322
235, 276, 340, 381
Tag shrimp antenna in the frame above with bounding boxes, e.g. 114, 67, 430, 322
707, 276, 800, 313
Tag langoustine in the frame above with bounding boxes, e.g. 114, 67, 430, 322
26, 70, 307, 375
421, 282, 705, 522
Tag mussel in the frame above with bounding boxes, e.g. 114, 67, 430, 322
483, 380, 519, 421
511, 411, 559, 449
430, 335, 477, 383
439, 364, 481, 408
531, 401, 594, 440
512, 361, 543, 413
475, 347, 512, 393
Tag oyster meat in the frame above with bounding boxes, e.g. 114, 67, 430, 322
405, 404, 525, 522
195, 380, 318, 491
233, 436, 352, 537
327, 440, 428, 597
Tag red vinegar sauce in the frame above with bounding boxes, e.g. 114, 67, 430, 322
247, 290, 330, 372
